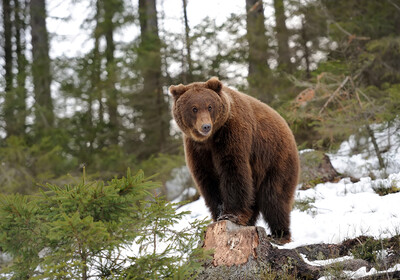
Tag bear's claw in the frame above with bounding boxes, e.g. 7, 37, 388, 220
217, 214, 239, 224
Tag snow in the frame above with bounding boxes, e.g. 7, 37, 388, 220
166, 166, 193, 200
173, 121, 400, 278
287, 175, 400, 248
341, 264, 400, 279
300, 254, 354, 267
329, 122, 400, 179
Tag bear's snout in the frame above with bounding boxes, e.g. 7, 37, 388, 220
201, 123, 212, 135
195, 111, 212, 137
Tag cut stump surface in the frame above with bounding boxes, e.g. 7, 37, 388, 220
203, 220, 259, 266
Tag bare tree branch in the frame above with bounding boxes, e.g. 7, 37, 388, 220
319, 76, 349, 115
387, 0, 400, 12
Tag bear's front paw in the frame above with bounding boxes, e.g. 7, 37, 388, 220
217, 214, 239, 224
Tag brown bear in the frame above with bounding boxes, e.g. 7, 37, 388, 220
169, 77, 299, 243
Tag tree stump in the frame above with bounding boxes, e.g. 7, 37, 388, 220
202, 220, 260, 267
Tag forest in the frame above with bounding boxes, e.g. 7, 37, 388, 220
0, 0, 400, 278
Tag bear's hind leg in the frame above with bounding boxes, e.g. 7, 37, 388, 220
262, 201, 291, 243
260, 178, 293, 243
246, 203, 260, 226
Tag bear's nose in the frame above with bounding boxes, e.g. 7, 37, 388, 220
201, 124, 211, 134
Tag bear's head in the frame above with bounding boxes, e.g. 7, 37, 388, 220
169, 77, 230, 142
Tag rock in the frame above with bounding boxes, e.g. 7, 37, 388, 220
295, 243, 344, 261
299, 150, 339, 189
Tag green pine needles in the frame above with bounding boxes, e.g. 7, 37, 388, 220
0, 169, 210, 280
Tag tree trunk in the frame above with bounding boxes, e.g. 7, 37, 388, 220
93, 0, 101, 125
3, 0, 15, 137
30, 0, 54, 134
138, 0, 170, 158
273, 0, 292, 73
14, 0, 28, 136
80, 251, 88, 280
103, 0, 120, 145
87, 0, 102, 154
365, 123, 385, 170
245, 0, 271, 101
301, 18, 311, 79
182, 0, 193, 83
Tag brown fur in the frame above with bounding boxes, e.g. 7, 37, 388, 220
170, 77, 299, 243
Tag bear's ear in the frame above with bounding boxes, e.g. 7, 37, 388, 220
206, 77, 222, 94
169, 84, 187, 99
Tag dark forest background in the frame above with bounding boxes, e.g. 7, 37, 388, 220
1, 0, 400, 196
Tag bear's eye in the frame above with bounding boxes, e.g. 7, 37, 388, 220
208, 105, 212, 111
192, 107, 198, 113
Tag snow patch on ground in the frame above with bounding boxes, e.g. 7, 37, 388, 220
301, 254, 354, 267
285, 173, 400, 248
329, 122, 400, 179
320, 264, 400, 280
